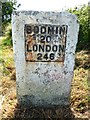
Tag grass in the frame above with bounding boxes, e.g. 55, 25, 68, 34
0, 35, 89, 119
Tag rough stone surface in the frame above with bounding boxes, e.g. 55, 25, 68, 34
12, 11, 79, 107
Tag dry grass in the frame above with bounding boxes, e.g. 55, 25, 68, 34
0, 42, 89, 119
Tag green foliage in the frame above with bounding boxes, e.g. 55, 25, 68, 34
2, 0, 20, 33
2, 0, 20, 45
1, 24, 12, 46
68, 5, 89, 50
2, 0, 16, 26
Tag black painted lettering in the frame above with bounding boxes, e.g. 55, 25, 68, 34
59, 45, 65, 52
39, 45, 44, 52
27, 44, 32, 52
37, 53, 42, 60
46, 36, 51, 43
41, 26, 46, 34
44, 53, 48, 60
26, 25, 32, 34
46, 45, 51, 52
48, 26, 54, 34
55, 26, 58, 34
52, 45, 58, 52
34, 26, 39, 34
59, 25, 67, 35
33, 44, 38, 52
40, 35, 45, 43
25, 24, 67, 62
50, 53, 55, 60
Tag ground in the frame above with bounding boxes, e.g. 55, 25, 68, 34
0, 36, 89, 119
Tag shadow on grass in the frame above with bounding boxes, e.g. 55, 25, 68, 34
74, 50, 90, 70
4, 104, 87, 120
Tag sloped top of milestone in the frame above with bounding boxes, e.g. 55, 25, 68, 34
12, 10, 79, 23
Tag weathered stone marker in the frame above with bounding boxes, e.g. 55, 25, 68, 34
12, 11, 79, 107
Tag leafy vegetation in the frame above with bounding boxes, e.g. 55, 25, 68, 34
1, 24, 12, 46
2, 0, 20, 34
68, 5, 90, 50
